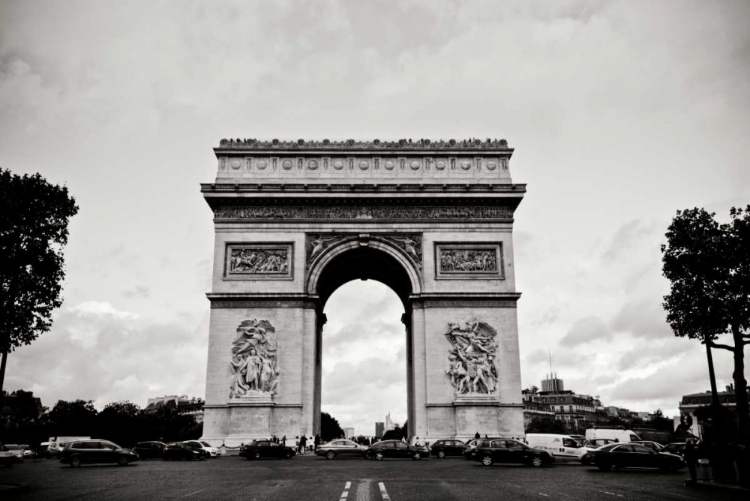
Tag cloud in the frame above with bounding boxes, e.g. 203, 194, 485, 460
610, 298, 674, 339
4, 301, 208, 409
559, 316, 612, 347
122, 285, 151, 299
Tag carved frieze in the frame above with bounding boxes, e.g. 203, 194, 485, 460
215, 206, 513, 221
445, 320, 499, 395
218, 137, 511, 150
224, 243, 293, 280
229, 319, 280, 399
435, 243, 503, 279
305, 233, 422, 270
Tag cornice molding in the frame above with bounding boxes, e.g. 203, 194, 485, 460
215, 137, 513, 153
201, 183, 526, 194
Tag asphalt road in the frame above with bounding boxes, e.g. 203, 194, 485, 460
1, 454, 742, 501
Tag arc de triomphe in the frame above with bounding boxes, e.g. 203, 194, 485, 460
200, 138, 526, 445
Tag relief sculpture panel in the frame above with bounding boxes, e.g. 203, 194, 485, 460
229, 319, 279, 400
225, 243, 293, 280
435, 243, 503, 279
445, 320, 498, 395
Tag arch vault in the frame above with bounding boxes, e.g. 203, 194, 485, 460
201, 138, 526, 445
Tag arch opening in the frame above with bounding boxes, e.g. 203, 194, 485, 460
314, 246, 415, 310
320, 280, 407, 438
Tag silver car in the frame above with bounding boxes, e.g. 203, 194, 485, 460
315, 439, 368, 460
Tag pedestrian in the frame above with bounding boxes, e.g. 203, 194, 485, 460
685, 438, 697, 482
281, 435, 287, 447
221, 440, 226, 456
474, 432, 480, 439
415, 437, 422, 447
299, 435, 307, 454
314, 434, 321, 452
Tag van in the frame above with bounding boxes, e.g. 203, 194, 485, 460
525, 434, 585, 461
585, 428, 641, 443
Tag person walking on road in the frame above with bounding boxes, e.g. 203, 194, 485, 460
685, 438, 697, 482
299, 435, 307, 455
314, 434, 321, 452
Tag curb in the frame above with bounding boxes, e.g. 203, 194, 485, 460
0, 483, 31, 495
685, 479, 750, 493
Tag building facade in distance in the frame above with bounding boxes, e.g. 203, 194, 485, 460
375, 422, 385, 438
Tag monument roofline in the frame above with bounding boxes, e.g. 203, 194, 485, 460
214, 137, 514, 155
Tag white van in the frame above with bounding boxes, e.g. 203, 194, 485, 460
525, 434, 585, 461
585, 428, 641, 443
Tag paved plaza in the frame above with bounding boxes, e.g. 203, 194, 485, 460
2, 455, 743, 501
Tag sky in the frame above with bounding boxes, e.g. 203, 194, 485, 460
1, 0, 749, 436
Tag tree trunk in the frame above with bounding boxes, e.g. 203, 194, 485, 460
0, 346, 7, 401
732, 324, 749, 444
705, 342, 721, 408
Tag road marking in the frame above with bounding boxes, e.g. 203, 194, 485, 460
340, 481, 351, 501
184, 489, 205, 497
378, 482, 391, 501
602, 492, 623, 498
539, 494, 548, 497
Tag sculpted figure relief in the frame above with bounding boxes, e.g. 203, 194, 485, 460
229, 319, 280, 398
440, 249, 497, 273
444, 320, 498, 395
229, 248, 289, 274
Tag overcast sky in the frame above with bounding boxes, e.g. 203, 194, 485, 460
2, 0, 749, 436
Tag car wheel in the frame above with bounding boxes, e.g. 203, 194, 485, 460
326, 451, 335, 460
413, 452, 422, 460
375, 452, 384, 461
254, 451, 261, 460
117, 457, 129, 466
438, 450, 446, 459
609, 463, 619, 471
531, 456, 543, 468
481, 455, 493, 466
284, 451, 292, 459
597, 465, 610, 471
70, 457, 82, 468
365, 451, 373, 459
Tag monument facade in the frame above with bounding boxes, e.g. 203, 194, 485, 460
201, 138, 526, 445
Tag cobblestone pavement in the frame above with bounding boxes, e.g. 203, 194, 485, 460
1, 454, 744, 501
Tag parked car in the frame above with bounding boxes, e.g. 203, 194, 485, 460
133, 441, 167, 459
632, 441, 664, 452
183, 440, 220, 457
430, 439, 466, 458
163, 443, 207, 461
366, 440, 425, 460
60, 439, 139, 467
525, 434, 586, 462
463, 437, 508, 460
661, 442, 687, 459
3, 444, 25, 461
0, 443, 22, 467
590, 443, 684, 471
239, 440, 296, 460
315, 439, 368, 460
474, 438, 555, 467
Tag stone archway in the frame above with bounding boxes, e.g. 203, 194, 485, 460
201, 138, 526, 446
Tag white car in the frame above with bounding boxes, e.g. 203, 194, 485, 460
183, 440, 220, 457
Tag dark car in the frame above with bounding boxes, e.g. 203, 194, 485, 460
163, 443, 206, 461
592, 443, 685, 471
474, 438, 554, 467
463, 437, 507, 460
239, 440, 296, 460
315, 439, 368, 460
431, 439, 466, 458
632, 441, 664, 452
661, 442, 686, 458
133, 441, 167, 459
366, 440, 424, 460
60, 439, 139, 467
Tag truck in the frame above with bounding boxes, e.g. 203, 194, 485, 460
585, 428, 641, 443
525, 434, 586, 461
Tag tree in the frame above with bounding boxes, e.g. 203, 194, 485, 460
320, 412, 344, 441
97, 401, 141, 447
42, 399, 99, 437
0, 169, 78, 395
525, 417, 566, 434
662, 206, 750, 444
382, 421, 408, 441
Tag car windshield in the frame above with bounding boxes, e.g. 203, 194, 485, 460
200, 442, 212, 447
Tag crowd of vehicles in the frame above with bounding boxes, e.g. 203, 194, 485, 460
5, 427, 688, 472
